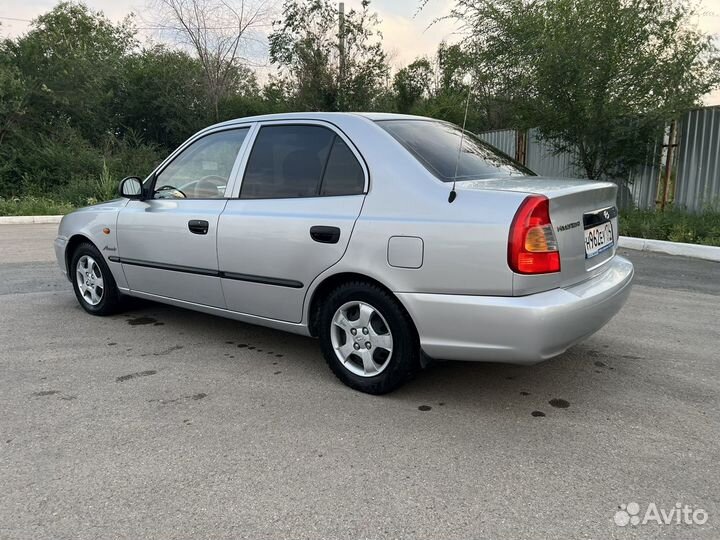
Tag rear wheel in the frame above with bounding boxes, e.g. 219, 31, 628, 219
70, 242, 122, 316
318, 282, 419, 394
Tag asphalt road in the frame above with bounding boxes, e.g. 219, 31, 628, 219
1, 224, 718, 540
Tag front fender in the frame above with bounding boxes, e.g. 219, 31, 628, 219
57, 199, 128, 287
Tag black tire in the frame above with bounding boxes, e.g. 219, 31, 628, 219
69, 242, 122, 316
318, 281, 419, 394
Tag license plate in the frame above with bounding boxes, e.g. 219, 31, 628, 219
584, 221, 614, 258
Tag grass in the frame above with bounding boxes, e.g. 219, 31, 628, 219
620, 208, 720, 246
0, 196, 75, 216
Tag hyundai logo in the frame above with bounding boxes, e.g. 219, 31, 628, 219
603, 210, 610, 220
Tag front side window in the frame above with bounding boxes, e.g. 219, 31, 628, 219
377, 120, 535, 181
240, 125, 365, 199
154, 128, 249, 199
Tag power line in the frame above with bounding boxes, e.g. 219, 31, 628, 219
0, 15, 270, 31
0, 16, 32, 22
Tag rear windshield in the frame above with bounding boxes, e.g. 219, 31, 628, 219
377, 119, 536, 181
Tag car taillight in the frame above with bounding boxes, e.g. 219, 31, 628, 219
508, 195, 560, 274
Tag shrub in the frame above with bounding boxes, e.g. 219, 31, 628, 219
620, 208, 720, 246
0, 196, 74, 216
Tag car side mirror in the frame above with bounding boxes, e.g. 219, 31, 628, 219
119, 176, 145, 200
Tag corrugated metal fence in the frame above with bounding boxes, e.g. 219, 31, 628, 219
479, 106, 720, 212
674, 107, 720, 211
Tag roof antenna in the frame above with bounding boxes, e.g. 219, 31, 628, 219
449, 73, 473, 203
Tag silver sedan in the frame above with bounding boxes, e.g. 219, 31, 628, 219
55, 113, 633, 394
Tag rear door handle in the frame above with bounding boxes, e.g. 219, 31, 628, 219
310, 225, 341, 244
188, 219, 209, 235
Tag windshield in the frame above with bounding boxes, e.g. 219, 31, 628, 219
377, 119, 536, 181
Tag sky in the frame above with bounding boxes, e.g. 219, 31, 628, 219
1, 0, 719, 104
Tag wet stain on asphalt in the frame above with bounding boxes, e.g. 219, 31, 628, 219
594, 361, 607, 368
127, 316, 158, 326
531, 410, 546, 417
148, 397, 179, 405
32, 390, 60, 397
520, 391, 530, 396
418, 405, 432, 411
107, 342, 117, 346
275, 354, 284, 358
154, 345, 183, 356
116, 370, 157, 382
549, 398, 570, 408
622, 354, 643, 360
237, 343, 248, 348
149, 393, 207, 405
225, 341, 234, 344
153, 322, 164, 326
273, 371, 282, 375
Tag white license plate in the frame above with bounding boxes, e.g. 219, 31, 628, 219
584, 221, 614, 258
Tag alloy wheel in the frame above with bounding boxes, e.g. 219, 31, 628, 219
76, 255, 104, 306
330, 300, 394, 377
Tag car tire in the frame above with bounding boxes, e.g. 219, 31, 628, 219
70, 242, 122, 316
318, 281, 419, 394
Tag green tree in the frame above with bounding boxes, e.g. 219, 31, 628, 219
10, 2, 136, 144
394, 58, 432, 113
395, 43, 490, 133
0, 48, 26, 148
269, 0, 389, 111
118, 46, 208, 148
446, 0, 720, 179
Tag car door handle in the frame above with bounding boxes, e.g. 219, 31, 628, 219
188, 219, 209, 235
310, 225, 341, 244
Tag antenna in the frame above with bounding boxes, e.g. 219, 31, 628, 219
449, 73, 473, 203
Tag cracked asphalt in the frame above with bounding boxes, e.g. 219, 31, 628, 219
1, 224, 718, 539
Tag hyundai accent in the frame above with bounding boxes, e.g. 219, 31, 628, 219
55, 113, 634, 394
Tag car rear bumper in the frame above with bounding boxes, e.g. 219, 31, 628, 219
397, 255, 634, 364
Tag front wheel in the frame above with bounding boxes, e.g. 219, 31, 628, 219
318, 282, 419, 394
70, 242, 122, 316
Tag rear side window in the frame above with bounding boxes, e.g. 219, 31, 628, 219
378, 119, 535, 181
320, 138, 365, 196
240, 125, 365, 199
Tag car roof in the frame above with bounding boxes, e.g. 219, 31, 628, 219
203, 111, 437, 132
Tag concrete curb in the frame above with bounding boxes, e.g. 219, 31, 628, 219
619, 236, 720, 262
0, 215, 63, 225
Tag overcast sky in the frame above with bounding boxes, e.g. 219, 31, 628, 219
1, 0, 719, 104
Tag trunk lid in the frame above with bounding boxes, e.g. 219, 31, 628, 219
458, 176, 619, 293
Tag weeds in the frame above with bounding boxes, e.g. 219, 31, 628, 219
620, 208, 720, 246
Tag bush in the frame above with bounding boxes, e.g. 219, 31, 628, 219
0, 196, 74, 216
620, 208, 720, 246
